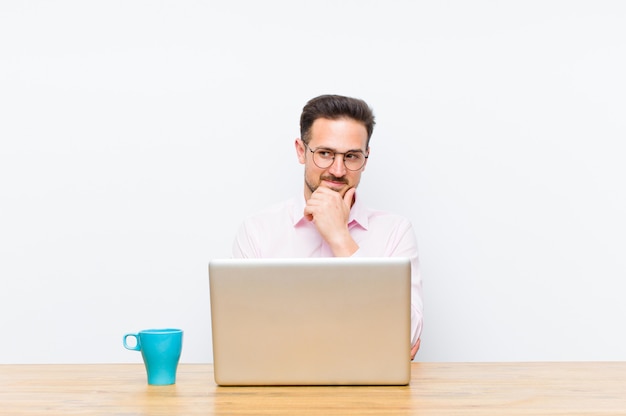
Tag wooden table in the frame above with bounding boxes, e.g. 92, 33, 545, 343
1, 362, 625, 415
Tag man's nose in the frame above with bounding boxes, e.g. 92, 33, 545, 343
328, 155, 347, 176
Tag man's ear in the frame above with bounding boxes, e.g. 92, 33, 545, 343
295, 138, 306, 165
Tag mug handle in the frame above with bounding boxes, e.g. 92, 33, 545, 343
123, 333, 141, 351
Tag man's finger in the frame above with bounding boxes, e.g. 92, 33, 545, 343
343, 187, 356, 207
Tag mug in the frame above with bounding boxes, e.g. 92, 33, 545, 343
123, 328, 183, 385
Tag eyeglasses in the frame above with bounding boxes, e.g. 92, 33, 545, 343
303, 142, 368, 171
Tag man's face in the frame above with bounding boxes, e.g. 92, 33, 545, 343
296, 117, 369, 200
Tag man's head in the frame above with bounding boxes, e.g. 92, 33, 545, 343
296, 95, 376, 200
299, 95, 376, 147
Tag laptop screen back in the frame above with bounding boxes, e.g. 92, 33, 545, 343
209, 257, 411, 386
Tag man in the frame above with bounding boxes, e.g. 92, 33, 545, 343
232, 94, 423, 360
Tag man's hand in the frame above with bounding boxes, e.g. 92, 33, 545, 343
410, 338, 421, 361
304, 187, 358, 256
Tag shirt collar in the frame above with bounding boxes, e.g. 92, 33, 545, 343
292, 191, 369, 230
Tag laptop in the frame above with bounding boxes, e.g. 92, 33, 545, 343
208, 257, 411, 386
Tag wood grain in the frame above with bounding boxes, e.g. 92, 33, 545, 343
1, 362, 625, 415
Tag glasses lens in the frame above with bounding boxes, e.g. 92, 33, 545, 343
312, 150, 334, 169
343, 152, 365, 171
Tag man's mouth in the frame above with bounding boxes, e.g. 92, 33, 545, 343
321, 176, 348, 189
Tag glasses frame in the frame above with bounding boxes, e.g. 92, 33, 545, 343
303, 142, 369, 171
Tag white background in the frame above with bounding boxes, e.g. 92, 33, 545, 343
1, 1, 625, 364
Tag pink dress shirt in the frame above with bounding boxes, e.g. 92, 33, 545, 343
232, 194, 423, 347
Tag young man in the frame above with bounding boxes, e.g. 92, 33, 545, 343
232, 94, 423, 360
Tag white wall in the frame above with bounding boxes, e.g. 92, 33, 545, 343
1, 1, 625, 364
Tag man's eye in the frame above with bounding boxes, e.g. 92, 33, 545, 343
345, 153, 362, 160
317, 150, 334, 159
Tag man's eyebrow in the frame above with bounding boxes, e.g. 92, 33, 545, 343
315, 146, 366, 153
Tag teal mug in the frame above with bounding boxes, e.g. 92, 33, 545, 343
123, 328, 183, 385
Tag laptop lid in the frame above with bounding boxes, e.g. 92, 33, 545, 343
208, 257, 411, 386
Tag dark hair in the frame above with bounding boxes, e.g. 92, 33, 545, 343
299, 94, 376, 147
